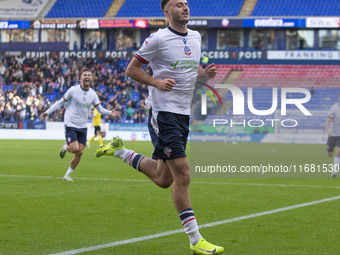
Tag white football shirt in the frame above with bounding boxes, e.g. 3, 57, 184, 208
63, 84, 100, 128
328, 102, 340, 136
136, 26, 201, 115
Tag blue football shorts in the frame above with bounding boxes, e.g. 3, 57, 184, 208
64, 125, 87, 146
148, 109, 189, 160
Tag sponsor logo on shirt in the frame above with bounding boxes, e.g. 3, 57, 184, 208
169, 60, 199, 70
75, 101, 90, 108
170, 60, 179, 69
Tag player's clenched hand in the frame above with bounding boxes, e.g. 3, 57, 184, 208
110, 108, 121, 117
205, 63, 217, 79
39, 112, 48, 121
156, 78, 176, 91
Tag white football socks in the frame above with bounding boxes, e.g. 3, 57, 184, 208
179, 208, 203, 246
65, 167, 74, 177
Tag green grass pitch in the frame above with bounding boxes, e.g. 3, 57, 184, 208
0, 139, 339, 254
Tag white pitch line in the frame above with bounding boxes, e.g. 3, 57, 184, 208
0, 174, 340, 189
49, 195, 340, 255
0, 174, 149, 182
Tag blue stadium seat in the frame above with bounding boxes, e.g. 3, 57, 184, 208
3, 85, 13, 91
48, 94, 56, 101
252, 0, 340, 16
116, 0, 244, 17
98, 86, 107, 93
46, 0, 112, 18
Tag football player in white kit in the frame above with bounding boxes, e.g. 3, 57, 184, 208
40, 68, 119, 181
325, 93, 340, 178
96, 0, 224, 254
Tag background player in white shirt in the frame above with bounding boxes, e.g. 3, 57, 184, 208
325, 93, 340, 178
40, 68, 119, 181
96, 0, 224, 254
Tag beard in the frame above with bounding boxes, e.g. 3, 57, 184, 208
178, 19, 189, 25
172, 12, 189, 25
82, 79, 91, 87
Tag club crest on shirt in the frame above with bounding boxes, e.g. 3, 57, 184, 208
163, 146, 172, 157
184, 46, 191, 56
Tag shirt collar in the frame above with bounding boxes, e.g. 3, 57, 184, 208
167, 26, 188, 37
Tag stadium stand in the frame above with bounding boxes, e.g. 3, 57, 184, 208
197, 64, 340, 130
0, 55, 149, 124
205, 65, 232, 86
111, 0, 244, 17
43, 0, 248, 18
46, 0, 113, 18
44, 0, 340, 18
231, 65, 340, 88
252, 0, 340, 16
2, 59, 339, 126
2, 0, 340, 132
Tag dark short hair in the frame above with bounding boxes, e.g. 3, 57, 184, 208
161, 0, 170, 11
80, 67, 91, 76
